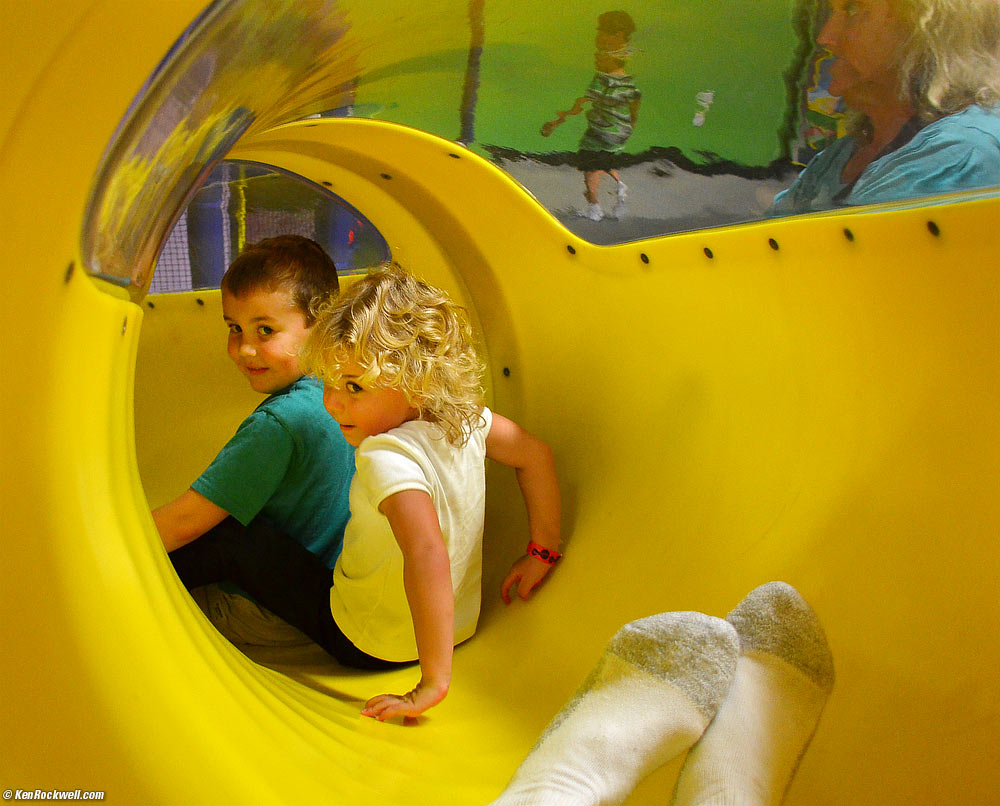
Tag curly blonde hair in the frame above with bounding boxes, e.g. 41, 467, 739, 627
301, 265, 485, 446
895, 0, 1000, 120
840, 0, 1000, 138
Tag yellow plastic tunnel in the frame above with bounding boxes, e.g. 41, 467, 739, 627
2, 1, 998, 804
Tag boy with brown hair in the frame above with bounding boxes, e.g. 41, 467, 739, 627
154, 236, 354, 613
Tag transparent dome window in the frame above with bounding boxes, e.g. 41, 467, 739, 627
84, 0, 1000, 285
150, 161, 390, 293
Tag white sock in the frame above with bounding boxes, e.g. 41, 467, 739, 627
671, 582, 834, 806
585, 202, 604, 221
490, 612, 740, 806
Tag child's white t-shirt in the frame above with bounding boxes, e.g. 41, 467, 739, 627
330, 408, 492, 662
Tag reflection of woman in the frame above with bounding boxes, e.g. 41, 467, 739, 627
771, 0, 1000, 215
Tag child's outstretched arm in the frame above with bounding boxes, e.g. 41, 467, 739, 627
486, 414, 562, 604
541, 97, 589, 137
153, 489, 229, 552
362, 489, 453, 722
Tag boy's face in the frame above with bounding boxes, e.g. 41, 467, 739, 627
222, 285, 310, 395
594, 30, 629, 73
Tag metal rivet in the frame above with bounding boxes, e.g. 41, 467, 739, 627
640, 253, 650, 264
843, 228, 855, 242
927, 221, 940, 236
322, 181, 333, 187
703, 247, 714, 259
768, 238, 779, 250
503, 367, 511, 377
380, 173, 393, 180
196, 298, 205, 306
122, 317, 128, 335
64, 262, 75, 283
566, 245, 576, 255
147, 301, 155, 309
448, 153, 461, 159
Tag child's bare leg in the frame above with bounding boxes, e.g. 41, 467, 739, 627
490, 612, 739, 806
610, 169, 628, 218
583, 170, 606, 220
584, 170, 604, 204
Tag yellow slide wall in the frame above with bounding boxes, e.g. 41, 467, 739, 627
2, 1, 998, 804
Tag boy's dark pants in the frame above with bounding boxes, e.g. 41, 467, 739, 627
169, 517, 403, 671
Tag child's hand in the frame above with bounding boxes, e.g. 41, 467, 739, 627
361, 678, 449, 722
501, 554, 554, 604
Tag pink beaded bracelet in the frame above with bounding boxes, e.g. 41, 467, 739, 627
527, 541, 562, 564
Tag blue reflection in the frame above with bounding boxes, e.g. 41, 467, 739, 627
152, 161, 390, 294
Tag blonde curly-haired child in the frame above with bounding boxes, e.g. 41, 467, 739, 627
172, 265, 563, 720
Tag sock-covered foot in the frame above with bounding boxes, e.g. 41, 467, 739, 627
491, 611, 740, 806
583, 202, 604, 221
671, 582, 834, 806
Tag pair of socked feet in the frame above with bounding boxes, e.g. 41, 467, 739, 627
490, 581, 834, 805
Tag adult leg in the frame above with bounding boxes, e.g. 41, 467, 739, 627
490, 611, 740, 806
670, 582, 834, 805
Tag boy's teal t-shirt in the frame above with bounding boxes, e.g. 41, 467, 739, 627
192, 376, 353, 569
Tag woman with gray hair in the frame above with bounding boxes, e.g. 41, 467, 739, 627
771, 0, 1000, 215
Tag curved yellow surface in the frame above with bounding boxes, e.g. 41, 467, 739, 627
2, 2, 998, 804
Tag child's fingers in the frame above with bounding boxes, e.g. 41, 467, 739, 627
362, 693, 409, 720
502, 556, 552, 604
515, 573, 539, 600
517, 560, 552, 600
363, 685, 442, 721
500, 570, 520, 604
